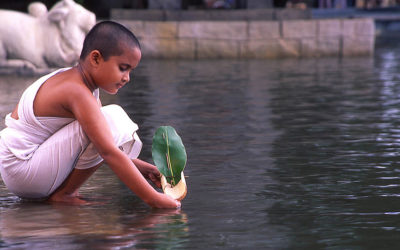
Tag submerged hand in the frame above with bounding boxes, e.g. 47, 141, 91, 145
150, 193, 181, 209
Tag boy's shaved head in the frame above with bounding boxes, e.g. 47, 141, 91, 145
80, 21, 141, 61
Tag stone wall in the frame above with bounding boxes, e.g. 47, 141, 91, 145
116, 18, 375, 59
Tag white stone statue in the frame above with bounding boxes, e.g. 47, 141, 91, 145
0, 0, 96, 73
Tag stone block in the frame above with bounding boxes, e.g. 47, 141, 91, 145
341, 20, 355, 37
354, 19, 375, 36
197, 39, 240, 59
178, 39, 197, 59
249, 21, 280, 39
242, 39, 300, 59
110, 9, 126, 19
114, 17, 375, 59
246, 9, 275, 20
342, 36, 374, 56
282, 20, 317, 38
164, 10, 181, 21
111, 8, 309, 21
318, 37, 340, 56
168, 10, 208, 21
117, 20, 145, 38
278, 39, 301, 57
141, 38, 195, 59
301, 38, 318, 57
342, 19, 374, 37
111, 9, 164, 21
179, 21, 247, 40
241, 40, 279, 58
208, 10, 249, 21
318, 19, 341, 37
171, 10, 251, 21
158, 9, 275, 21
142, 22, 178, 38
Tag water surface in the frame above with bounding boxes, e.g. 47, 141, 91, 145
1, 40, 400, 249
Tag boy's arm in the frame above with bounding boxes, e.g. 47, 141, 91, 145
67, 87, 180, 208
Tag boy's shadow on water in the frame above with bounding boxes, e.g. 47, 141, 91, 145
0, 197, 189, 249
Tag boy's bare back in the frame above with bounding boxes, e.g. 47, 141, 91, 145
10, 68, 95, 120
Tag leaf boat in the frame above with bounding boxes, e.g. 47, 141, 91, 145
152, 126, 187, 201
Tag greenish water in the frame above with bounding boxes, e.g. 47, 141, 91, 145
1, 39, 400, 249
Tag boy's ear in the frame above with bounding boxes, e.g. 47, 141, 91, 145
89, 50, 103, 66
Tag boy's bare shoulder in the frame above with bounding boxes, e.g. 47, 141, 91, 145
61, 75, 98, 107
34, 68, 97, 118
53, 69, 94, 99
63, 78, 94, 99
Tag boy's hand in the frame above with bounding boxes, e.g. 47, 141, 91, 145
152, 193, 181, 209
147, 169, 162, 188
132, 158, 162, 188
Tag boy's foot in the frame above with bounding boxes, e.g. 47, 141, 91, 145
47, 192, 88, 205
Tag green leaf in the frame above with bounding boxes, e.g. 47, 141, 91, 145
152, 126, 187, 186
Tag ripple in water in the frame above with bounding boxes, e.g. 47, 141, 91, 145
1, 41, 400, 248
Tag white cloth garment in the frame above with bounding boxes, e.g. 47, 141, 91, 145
0, 68, 142, 198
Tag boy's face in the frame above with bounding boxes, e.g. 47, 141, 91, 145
94, 46, 141, 94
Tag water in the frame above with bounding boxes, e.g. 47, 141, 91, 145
1, 39, 400, 249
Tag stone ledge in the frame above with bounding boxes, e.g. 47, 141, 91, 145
197, 39, 240, 59
241, 39, 301, 58
318, 19, 341, 37
249, 21, 280, 39
282, 20, 318, 38
111, 9, 311, 21
118, 18, 375, 59
179, 21, 247, 40
140, 38, 196, 59
342, 36, 375, 56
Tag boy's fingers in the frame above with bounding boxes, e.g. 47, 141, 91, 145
149, 173, 161, 188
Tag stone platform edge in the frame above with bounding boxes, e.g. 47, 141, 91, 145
111, 8, 312, 21
114, 19, 375, 59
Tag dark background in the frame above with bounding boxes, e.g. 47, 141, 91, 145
0, 0, 291, 18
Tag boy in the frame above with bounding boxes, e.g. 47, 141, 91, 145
0, 21, 180, 208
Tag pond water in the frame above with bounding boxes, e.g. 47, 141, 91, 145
1, 39, 400, 249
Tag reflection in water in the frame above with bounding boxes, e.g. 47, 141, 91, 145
118, 60, 286, 248
0, 203, 188, 249
261, 49, 400, 248
0, 168, 189, 249
2, 41, 400, 248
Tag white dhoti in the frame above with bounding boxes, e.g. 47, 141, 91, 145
1, 68, 143, 199
0, 104, 142, 199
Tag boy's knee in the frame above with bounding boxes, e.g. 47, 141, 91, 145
101, 104, 139, 143
101, 104, 132, 125
101, 104, 126, 117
